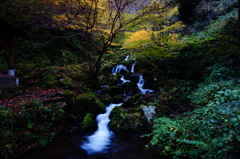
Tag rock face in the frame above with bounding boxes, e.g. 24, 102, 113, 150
75, 92, 106, 116
109, 106, 149, 133
141, 106, 156, 123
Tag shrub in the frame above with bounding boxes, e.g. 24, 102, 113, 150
146, 101, 240, 158
0, 99, 65, 158
145, 62, 240, 158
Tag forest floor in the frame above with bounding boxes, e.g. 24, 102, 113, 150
0, 87, 65, 108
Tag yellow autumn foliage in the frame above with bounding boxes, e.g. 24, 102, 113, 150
123, 29, 153, 49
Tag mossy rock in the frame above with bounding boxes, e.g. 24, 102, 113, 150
75, 92, 105, 116
109, 107, 149, 133
105, 86, 124, 97
118, 82, 138, 92
121, 94, 141, 108
129, 74, 140, 83
98, 93, 113, 106
77, 85, 91, 94
81, 113, 97, 132
101, 74, 120, 86
112, 95, 124, 103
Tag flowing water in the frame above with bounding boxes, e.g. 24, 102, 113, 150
79, 56, 154, 155
81, 103, 122, 154
137, 75, 154, 94
112, 65, 129, 75
23, 55, 159, 159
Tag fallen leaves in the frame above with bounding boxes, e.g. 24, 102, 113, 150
0, 87, 64, 108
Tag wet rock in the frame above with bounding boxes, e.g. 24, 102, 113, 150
105, 86, 124, 97
121, 94, 141, 108
141, 105, 156, 123
129, 74, 140, 83
118, 82, 139, 94
75, 92, 105, 116
98, 93, 113, 106
81, 113, 97, 132
109, 107, 149, 133
112, 95, 124, 103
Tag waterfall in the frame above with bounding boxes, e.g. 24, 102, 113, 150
81, 55, 154, 154
125, 55, 130, 61
81, 103, 122, 154
137, 75, 154, 94
112, 65, 129, 75
131, 60, 136, 73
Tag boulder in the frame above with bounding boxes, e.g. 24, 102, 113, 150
81, 113, 97, 132
97, 93, 113, 106
75, 92, 105, 116
105, 86, 124, 97
129, 74, 140, 83
121, 94, 141, 108
112, 95, 124, 103
109, 106, 149, 133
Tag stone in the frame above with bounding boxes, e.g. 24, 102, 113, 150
109, 106, 149, 133
141, 105, 156, 123
0, 75, 19, 87
81, 113, 97, 132
75, 92, 105, 116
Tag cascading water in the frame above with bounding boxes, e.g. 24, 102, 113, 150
22, 55, 161, 159
125, 55, 130, 61
137, 75, 154, 94
131, 60, 136, 73
118, 75, 130, 85
81, 103, 122, 154
112, 65, 129, 75
81, 55, 153, 154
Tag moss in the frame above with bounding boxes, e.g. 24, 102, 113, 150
118, 82, 139, 94
105, 86, 124, 97
75, 92, 105, 116
98, 93, 113, 106
81, 113, 97, 132
110, 106, 149, 133
76, 85, 90, 94
112, 95, 124, 103
59, 77, 78, 89
121, 94, 141, 108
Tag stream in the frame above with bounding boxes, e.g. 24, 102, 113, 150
23, 56, 159, 159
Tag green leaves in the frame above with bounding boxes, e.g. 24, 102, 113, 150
144, 59, 240, 158
0, 99, 66, 158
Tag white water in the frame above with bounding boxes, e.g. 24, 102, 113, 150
112, 65, 129, 75
131, 60, 136, 73
81, 103, 122, 154
137, 75, 154, 94
125, 55, 130, 61
81, 56, 154, 154
118, 76, 130, 85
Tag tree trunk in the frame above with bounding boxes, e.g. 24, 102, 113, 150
238, 0, 240, 43
238, 0, 240, 25
9, 46, 14, 69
